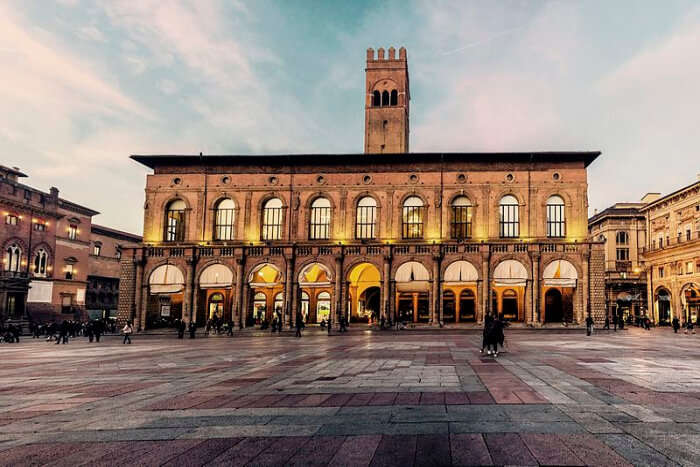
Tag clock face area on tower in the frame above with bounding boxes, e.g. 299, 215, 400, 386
364, 46, 410, 154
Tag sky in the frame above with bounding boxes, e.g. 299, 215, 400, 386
1, 0, 699, 235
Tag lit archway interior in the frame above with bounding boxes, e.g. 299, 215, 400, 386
492, 259, 527, 321
298, 262, 333, 323
147, 264, 185, 326
542, 260, 577, 323
348, 262, 381, 323
395, 261, 431, 323
443, 260, 478, 323
248, 263, 283, 325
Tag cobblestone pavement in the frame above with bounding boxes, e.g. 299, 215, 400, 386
1, 327, 700, 466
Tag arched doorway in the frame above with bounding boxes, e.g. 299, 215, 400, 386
544, 288, 563, 323
656, 288, 671, 325
300, 291, 310, 323
459, 289, 476, 322
442, 290, 456, 323
198, 263, 234, 325
147, 264, 185, 328
316, 291, 331, 323
298, 262, 333, 324
443, 260, 478, 323
347, 262, 381, 323
247, 263, 283, 326
492, 260, 528, 322
395, 261, 431, 323
681, 284, 700, 324
542, 260, 577, 324
208, 292, 225, 320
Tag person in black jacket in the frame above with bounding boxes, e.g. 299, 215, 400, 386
177, 320, 186, 339
295, 313, 304, 338
586, 315, 594, 336
481, 314, 494, 354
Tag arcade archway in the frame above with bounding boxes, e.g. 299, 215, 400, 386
298, 262, 333, 324
197, 263, 234, 325
492, 260, 528, 321
395, 261, 430, 323
247, 263, 283, 326
347, 262, 381, 323
681, 284, 700, 324
442, 260, 478, 323
655, 288, 671, 325
147, 264, 185, 328
542, 260, 577, 324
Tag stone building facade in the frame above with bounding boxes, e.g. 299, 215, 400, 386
86, 225, 142, 320
641, 179, 700, 325
0, 165, 140, 323
588, 201, 648, 323
118, 47, 605, 330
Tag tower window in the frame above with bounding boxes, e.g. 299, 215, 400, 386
381, 90, 389, 106
372, 91, 380, 107
390, 90, 398, 106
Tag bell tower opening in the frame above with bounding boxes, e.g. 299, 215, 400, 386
364, 46, 410, 154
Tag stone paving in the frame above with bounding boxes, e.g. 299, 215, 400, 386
1, 327, 700, 466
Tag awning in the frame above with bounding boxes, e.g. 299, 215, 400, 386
542, 260, 578, 288
199, 263, 233, 289
395, 261, 430, 292
149, 264, 185, 294
493, 260, 528, 287
444, 260, 478, 284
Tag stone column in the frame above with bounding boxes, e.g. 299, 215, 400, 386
531, 252, 541, 325
646, 268, 654, 323
234, 256, 244, 329
240, 282, 249, 328
582, 251, 590, 325
335, 255, 343, 325
284, 252, 294, 327
481, 250, 490, 322
184, 254, 197, 325
383, 253, 391, 320
134, 255, 144, 328
432, 253, 440, 325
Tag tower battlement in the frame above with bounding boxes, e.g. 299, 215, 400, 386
366, 46, 407, 62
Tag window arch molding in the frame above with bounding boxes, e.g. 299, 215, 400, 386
370, 78, 398, 94
212, 197, 237, 241
256, 192, 288, 211
4, 242, 23, 272
305, 195, 333, 241
2, 237, 28, 253
540, 191, 572, 208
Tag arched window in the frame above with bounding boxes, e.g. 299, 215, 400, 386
214, 198, 235, 240
372, 91, 380, 107
499, 195, 519, 238
300, 291, 310, 322
4, 243, 21, 272
402, 196, 424, 239
309, 198, 331, 240
261, 198, 283, 241
164, 199, 186, 242
274, 292, 284, 314
381, 90, 389, 106
356, 196, 377, 239
253, 292, 267, 322
451, 196, 472, 239
317, 291, 331, 322
546, 195, 565, 238
390, 90, 398, 106
616, 231, 630, 262
33, 248, 48, 277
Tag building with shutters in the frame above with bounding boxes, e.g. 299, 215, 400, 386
117, 47, 605, 330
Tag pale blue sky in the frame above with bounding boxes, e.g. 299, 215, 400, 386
2, 1, 698, 234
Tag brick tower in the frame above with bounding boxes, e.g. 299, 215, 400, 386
364, 47, 410, 154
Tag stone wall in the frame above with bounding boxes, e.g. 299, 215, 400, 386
589, 242, 606, 323
117, 256, 136, 326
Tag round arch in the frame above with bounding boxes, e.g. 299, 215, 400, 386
149, 264, 185, 294
542, 259, 578, 287
298, 262, 333, 287
198, 262, 234, 289
443, 260, 479, 284
493, 259, 528, 286
247, 263, 284, 286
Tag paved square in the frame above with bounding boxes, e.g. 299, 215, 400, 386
1, 328, 700, 466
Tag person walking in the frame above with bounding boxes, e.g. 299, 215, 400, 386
86, 321, 94, 343
603, 316, 610, 330
188, 321, 196, 339
94, 320, 103, 342
177, 320, 186, 339
481, 314, 494, 354
672, 317, 680, 333
122, 321, 133, 344
586, 315, 594, 336
295, 313, 304, 338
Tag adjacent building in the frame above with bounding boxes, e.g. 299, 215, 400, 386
588, 200, 648, 323
641, 179, 700, 325
0, 165, 140, 324
118, 47, 605, 330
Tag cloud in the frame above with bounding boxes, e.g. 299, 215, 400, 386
76, 25, 105, 42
